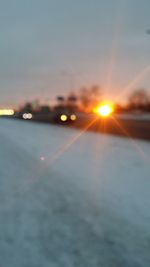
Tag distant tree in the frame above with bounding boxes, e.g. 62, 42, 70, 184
79, 87, 91, 109
40, 105, 51, 114
21, 102, 33, 113
115, 103, 125, 113
90, 85, 101, 106
32, 99, 40, 111
67, 93, 78, 102
56, 96, 65, 108
79, 85, 101, 112
66, 92, 78, 112
128, 89, 150, 111
57, 96, 65, 102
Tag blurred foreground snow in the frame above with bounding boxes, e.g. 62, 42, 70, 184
0, 119, 150, 267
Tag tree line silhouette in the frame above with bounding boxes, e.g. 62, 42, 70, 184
18, 86, 150, 114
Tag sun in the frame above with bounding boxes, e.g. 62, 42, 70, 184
94, 103, 114, 117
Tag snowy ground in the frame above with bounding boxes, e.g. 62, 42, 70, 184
0, 119, 150, 267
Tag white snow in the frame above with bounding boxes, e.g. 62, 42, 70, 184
0, 118, 150, 267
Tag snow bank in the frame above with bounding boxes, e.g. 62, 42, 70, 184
0, 119, 150, 267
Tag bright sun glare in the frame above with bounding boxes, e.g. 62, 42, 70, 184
95, 104, 114, 117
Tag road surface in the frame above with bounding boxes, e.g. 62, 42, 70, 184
0, 119, 150, 266
73, 114, 150, 141
21, 112, 150, 141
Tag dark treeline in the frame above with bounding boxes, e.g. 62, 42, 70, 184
17, 86, 150, 115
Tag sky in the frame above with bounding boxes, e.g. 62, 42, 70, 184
0, 0, 150, 107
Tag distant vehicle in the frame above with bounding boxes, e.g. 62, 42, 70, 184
14, 106, 77, 124
50, 106, 77, 123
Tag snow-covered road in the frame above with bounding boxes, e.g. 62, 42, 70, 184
0, 119, 150, 267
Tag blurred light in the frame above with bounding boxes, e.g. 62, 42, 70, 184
70, 114, 77, 121
28, 113, 33, 119
95, 103, 113, 117
0, 109, 14, 116
23, 113, 27, 119
60, 114, 67, 121
40, 156, 45, 161
23, 113, 33, 120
